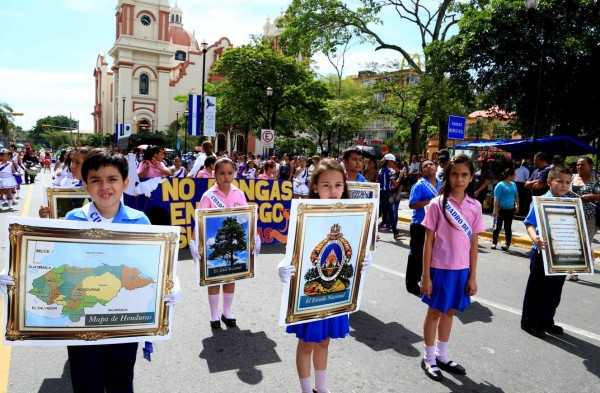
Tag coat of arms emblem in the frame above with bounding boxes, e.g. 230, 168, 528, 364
304, 223, 354, 296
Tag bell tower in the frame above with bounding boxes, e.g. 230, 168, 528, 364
109, 0, 174, 135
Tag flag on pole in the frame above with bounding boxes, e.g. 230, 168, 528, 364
188, 94, 202, 136
115, 123, 123, 142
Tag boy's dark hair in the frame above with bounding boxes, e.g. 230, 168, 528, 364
548, 165, 571, 179
82, 148, 128, 182
437, 149, 450, 163
204, 155, 217, 168
552, 155, 564, 166
534, 151, 548, 163
308, 158, 350, 199
342, 147, 363, 161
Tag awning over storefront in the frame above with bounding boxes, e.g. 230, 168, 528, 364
454, 136, 597, 159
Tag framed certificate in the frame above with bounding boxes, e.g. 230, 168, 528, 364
279, 199, 375, 326
347, 181, 379, 251
45, 187, 92, 219
532, 197, 595, 275
194, 205, 257, 286
2, 217, 180, 345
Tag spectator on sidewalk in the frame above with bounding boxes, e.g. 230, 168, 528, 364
435, 149, 451, 183
524, 152, 551, 197
491, 168, 519, 251
513, 159, 530, 216
474, 159, 492, 211
408, 155, 420, 190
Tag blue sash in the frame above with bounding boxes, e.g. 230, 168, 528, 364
206, 190, 227, 209
422, 178, 438, 197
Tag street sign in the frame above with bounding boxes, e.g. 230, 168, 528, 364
261, 129, 275, 148
448, 115, 466, 140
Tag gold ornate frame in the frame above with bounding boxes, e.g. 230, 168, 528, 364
45, 187, 91, 219
347, 181, 380, 251
282, 200, 375, 325
3, 218, 179, 344
533, 197, 594, 275
195, 205, 257, 286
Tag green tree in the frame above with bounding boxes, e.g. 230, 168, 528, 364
209, 44, 332, 154
29, 116, 79, 147
278, 0, 461, 155
436, 0, 600, 143
208, 217, 248, 269
0, 103, 15, 138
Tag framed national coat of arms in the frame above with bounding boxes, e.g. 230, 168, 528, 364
279, 199, 375, 326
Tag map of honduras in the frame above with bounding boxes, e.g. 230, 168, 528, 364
25, 241, 158, 327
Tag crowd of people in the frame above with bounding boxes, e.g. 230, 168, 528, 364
0, 141, 599, 392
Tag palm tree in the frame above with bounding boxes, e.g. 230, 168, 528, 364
0, 103, 15, 137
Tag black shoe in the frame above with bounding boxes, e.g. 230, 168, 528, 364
545, 324, 564, 334
522, 325, 546, 338
221, 314, 236, 327
421, 359, 443, 381
501, 245, 509, 251
210, 320, 221, 329
436, 359, 466, 375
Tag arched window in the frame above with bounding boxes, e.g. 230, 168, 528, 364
139, 73, 149, 95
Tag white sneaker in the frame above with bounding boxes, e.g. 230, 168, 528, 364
2, 202, 8, 207
12, 200, 17, 206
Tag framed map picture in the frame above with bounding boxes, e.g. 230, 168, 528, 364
279, 199, 375, 326
194, 205, 257, 286
45, 187, 92, 219
2, 217, 179, 345
347, 181, 379, 251
532, 197, 594, 275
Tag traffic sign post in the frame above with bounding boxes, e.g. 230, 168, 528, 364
261, 129, 274, 149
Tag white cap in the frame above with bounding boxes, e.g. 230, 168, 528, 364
384, 153, 396, 161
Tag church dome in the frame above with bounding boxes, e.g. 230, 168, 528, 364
169, 25, 199, 51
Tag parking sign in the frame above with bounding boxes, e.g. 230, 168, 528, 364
448, 115, 466, 140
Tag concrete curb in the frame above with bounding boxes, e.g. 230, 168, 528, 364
397, 216, 600, 258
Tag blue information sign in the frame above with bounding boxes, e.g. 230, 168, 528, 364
448, 115, 466, 140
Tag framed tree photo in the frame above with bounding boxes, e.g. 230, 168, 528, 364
279, 199, 375, 326
194, 205, 257, 286
45, 187, 92, 219
532, 197, 595, 275
2, 217, 180, 346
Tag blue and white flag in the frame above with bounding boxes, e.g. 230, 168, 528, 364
116, 123, 124, 142
188, 94, 202, 136
203, 96, 217, 137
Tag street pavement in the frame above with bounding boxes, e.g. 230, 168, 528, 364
1, 172, 599, 393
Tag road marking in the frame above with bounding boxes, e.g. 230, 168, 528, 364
372, 263, 600, 343
0, 184, 34, 393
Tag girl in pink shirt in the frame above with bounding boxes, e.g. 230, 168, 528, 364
196, 156, 216, 179
420, 154, 484, 382
137, 146, 171, 178
198, 158, 248, 329
257, 160, 275, 180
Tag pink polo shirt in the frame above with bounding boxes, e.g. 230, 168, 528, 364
257, 173, 273, 180
196, 168, 214, 179
137, 160, 168, 178
422, 194, 484, 270
199, 183, 248, 209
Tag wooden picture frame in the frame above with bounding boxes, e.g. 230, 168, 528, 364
2, 217, 179, 345
279, 199, 375, 326
45, 187, 92, 219
194, 205, 257, 286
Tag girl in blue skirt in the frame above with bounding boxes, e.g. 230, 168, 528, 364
420, 154, 484, 381
278, 158, 372, 393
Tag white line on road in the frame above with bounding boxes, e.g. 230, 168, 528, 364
372, 263, 600, 342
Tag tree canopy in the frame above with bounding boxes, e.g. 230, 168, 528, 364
0, 103, 15, 137
208, 217, 248, 268
208, 44, 332, 154
436, 0, 600, 144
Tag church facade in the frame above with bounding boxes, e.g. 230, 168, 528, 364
93, 0, 241, 151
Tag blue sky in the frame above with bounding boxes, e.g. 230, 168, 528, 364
1, 0, 423, 132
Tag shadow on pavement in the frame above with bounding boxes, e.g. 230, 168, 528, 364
349, 310, 421, 357
38, 360, 72, 393
545, 332, 600, 379
455, 301, 494, 325
441, 374, 506, 392
199, 328, 281, 384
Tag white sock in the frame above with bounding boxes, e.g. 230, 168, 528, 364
299, 376, 312, 393
222, 293, 235, 319
424, 344, 436, 366
208, 294, 219, 321
435, 340, 450, 363
314, 369, 328, 393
